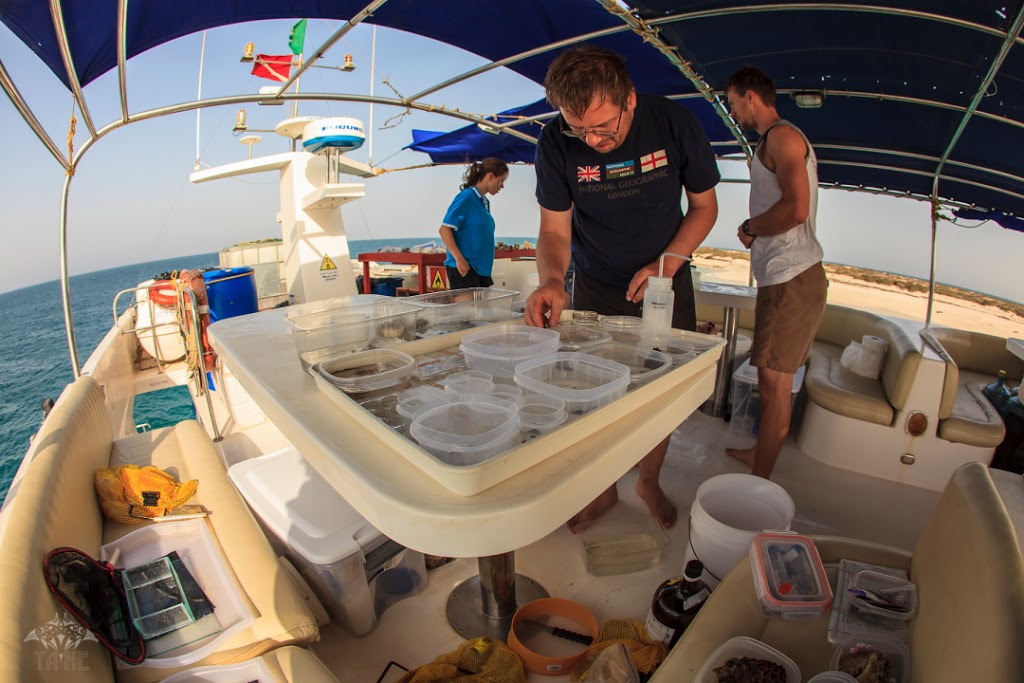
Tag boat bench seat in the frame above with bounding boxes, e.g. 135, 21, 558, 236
652, 462, 1024, 682
805, 305, 922, 425
923, 327, 1023, 447
0, 375, 327, 683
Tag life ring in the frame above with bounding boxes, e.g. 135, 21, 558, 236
178, 270, 216, 374
148, 280, 178, 307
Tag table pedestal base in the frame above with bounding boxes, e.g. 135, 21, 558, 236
446, 552, 548, 640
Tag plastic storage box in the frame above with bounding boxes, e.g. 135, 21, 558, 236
577, 513, 668, 576
285, 297, 422, 368
750, 532, 832, 620
514, 352, 631, 416
439, 369, 496, 395
518, 395, 567, 440
597, 315, 643, 344
460, 324, 561, 380
730, 358, 806, 436
585, 342, 673, 385
696, 636, 801, 683
831, 634, 910, 683
556, 324, 611, 352
410, 395, 521, 466
227, 448, 426, 636
314, 348, 416, 398
409, 287, 518, 337
849, 570, 917, 621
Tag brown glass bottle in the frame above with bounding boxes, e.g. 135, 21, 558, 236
644, 560, 711, 648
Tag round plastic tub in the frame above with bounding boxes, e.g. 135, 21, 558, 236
409, 395, 521, 466
807, 672, 858, 682
585, 342, 673, 385
314, 349, 415, 398
396, 385, 448, 421
514, 352, 630, 416
556, 324, 611, 352
439, 369, 495, 395
696, 636, 800, 683
597, 315, 642, 344
518, 395, 567, 440
508, 598, 599, 676
460, 324, 561, 380
831, 634, 909, 683
645, 338, 697, 366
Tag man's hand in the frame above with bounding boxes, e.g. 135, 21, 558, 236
626, 261, 663, 303
737, 223, 756, 249
525, 281, 570, 328
456, 256, 470, 276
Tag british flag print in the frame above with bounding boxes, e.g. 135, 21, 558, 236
577, 165, 601, 182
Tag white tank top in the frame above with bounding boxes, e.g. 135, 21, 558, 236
749, 120, 823, 286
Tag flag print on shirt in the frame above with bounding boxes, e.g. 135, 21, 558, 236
640, 149, 668, 173
577, 165, 601, 183
606, 160, 635, 179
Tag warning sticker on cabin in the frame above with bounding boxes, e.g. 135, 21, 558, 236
320, 254, 338, 281
432, 270, 447, 290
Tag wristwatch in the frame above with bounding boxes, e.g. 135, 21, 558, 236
741, 219, 753, 237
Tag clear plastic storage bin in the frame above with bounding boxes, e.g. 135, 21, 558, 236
460, 324, 560, 380
696, 636, 801, 683
750, 532, 832, 620
556, 324, 611, 352
409, 287, 518, 337
585, 342, 673, 385
314, 349, 416, 398
285, 297, 421, 368
831, 634, 910, 683
849, 570, 917, 621
513, 352, 630, 416
410, 395, 521, 466
517, 395, 567, 440
577, 513, 668, 576
439, 369, 496, 395
731, 359, 806, 436
597, 315, 643, 344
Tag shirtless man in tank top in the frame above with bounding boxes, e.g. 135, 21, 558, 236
723, 67, 828, 479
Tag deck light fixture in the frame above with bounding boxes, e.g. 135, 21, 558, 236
233, 109, 248, 132
342, 53, 356, 72
793, 91, 825, 108
241, 42, 255, 62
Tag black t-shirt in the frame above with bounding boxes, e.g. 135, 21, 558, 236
535, 93, 720, 289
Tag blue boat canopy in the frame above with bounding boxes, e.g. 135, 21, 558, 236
3, 1, 1024, 229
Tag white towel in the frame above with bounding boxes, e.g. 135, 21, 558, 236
840, 335, 889, 379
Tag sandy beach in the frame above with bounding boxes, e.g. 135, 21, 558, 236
694, 253, 1024, 339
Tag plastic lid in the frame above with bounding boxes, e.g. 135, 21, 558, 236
513, 352, 631, 402
227, 448, 382, 566
683, 560, 704, 581
647, 275, 673, 291
750, 532, 832, 613
460, 324, 561, 359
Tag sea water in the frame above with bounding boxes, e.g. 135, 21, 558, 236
0, 237, 535, 505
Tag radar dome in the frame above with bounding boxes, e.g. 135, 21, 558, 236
302, 117, 366, 154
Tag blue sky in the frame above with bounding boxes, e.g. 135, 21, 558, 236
0, 18, 1019, 303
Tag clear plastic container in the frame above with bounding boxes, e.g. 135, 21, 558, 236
460, 324, 561, 380
807, 672, 858, 683
831, 634, 910, 683
849, 570, 917, 621
597, 315, 643, 344
410, 287, 518, 336
750, 532, 832, 620
285, 298, 421, 368
556, 324, 612, 352
645, 338, 697, 366
314, 349, 416, 398
696, 636, 801, 683
410, 395, 521, 466
585, 342, 673, 385
439, 369, 496, 395
491, 384, 524, 405
396, 385, 448, 421
577, 513, 669, 577
122, 555, 195, 639
514, 352, 631, 416
518, 395, 567, 440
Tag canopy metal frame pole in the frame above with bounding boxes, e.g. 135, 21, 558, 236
0, 57, 70, 171
117, 0, 129, 122
49, 0, 97, 137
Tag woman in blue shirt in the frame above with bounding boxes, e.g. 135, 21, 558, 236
439, 157, 509, 288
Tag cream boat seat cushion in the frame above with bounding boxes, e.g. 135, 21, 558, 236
0, 376, 320, 683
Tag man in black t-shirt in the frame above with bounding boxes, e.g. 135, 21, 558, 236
526, 45, 720, 532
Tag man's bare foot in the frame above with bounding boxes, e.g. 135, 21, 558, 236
567, 486, 618, 533
726, 447, 755, 467
636, 480, 677, 529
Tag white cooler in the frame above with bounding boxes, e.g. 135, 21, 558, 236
228, 448, 426, 636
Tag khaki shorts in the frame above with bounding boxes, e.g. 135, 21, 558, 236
751, 262, 827, 374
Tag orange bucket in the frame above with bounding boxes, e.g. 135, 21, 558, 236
507, 598, 599, 676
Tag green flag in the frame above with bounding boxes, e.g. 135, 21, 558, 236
288, 19, 307, 55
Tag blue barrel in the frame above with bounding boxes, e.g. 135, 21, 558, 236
203, 267, 258, 322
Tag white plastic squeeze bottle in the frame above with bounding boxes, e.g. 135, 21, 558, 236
642, 253, 690, 341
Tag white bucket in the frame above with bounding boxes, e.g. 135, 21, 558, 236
682, 474, 795, 588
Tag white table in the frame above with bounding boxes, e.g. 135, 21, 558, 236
694, 281, 758, 417
209, 309, 718, 638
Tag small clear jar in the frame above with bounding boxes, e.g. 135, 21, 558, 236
573, 310, 599, 326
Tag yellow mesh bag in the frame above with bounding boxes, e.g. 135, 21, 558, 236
94, 464, 199, 525
570, 619, 667, 682
397, 636, 525, 683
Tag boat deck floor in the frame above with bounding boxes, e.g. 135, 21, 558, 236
208, 396, 940, 683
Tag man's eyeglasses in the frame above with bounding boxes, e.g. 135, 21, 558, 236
560, 109, 623, 140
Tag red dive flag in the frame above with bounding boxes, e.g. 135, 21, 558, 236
251, 54, 293, 82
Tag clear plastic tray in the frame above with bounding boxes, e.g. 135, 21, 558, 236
597, 315, 643, 344
831, 634, 910, 683
585, 342, 673, 385
556, 324, 612, 352
460, 324, 560, 379
696, 636, 800, 683
514, 352, 630, 416
285, 297, 421, 368
314, 349, 416, 397
577, 513, 668, 576
409, 287, 518, 332
518, 395, 567, 440
750, 532, 832, 620
410, 395, 521, 466
850, 570, 917, 621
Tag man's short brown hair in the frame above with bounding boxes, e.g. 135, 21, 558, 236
725, 66, 776, 108
544, 44, 634, 118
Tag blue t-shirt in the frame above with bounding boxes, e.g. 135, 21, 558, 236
442, 187, 495, 276
535, 93, 720, 289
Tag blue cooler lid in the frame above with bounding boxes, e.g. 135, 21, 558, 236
203, 266, 253, 282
